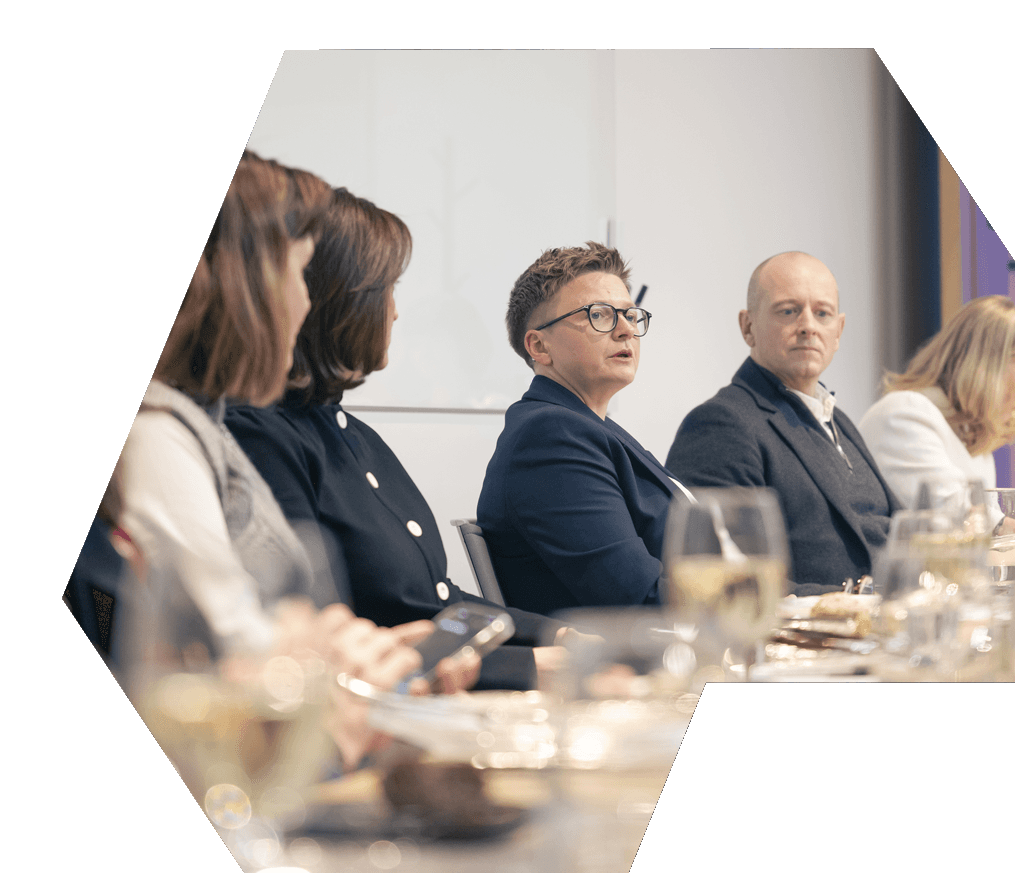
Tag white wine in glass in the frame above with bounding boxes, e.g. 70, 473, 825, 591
663, 488, 789, 674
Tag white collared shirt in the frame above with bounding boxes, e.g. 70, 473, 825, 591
789, 382, 837, 443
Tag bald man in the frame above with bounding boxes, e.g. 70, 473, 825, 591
666, 252, 901, 595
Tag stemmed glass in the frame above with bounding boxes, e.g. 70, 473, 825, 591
874, 505, 995, 679
985, 488, 1015, 586
540, 608, 698, 872
662, 487, 790, 685
116, 576, 334, 870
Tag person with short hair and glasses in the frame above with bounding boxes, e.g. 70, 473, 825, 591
478, 242, 692, 616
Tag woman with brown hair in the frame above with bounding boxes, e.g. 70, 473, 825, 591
226, 187, 566, 690
859, 295, 1015, 531
114, 154, 430, 753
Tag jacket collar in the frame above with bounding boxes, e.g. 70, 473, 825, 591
522, 375, 606, 422
731, 357, 837, 415
521, 375, 677, 493
729, 358, 901, 518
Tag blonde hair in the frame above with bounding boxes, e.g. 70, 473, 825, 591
884, 295, 1015, 455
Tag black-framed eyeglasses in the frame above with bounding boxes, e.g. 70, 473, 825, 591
534, 303, 653, 336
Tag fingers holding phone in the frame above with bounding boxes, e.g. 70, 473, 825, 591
390, 619, 438, 648
397, 603, 514, 695
428, 646, 483, 695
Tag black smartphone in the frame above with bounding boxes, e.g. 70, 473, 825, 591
396, 602, 515, 693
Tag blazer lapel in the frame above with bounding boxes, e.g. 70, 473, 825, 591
834, 411, 903, 513
525, 376, 677, 498
735, 359, 882, 535
764, 407, 863, 525
608, 420, 679, 496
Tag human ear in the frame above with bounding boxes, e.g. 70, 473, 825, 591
738, 310, 755, 348
525, 329, 552, 366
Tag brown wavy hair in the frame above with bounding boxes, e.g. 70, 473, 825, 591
884, 295, 1015, 455
506, 241, 631, 367
154, 151, 328, 405
285, 187, 412, 407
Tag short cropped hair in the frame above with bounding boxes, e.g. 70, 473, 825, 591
154, 151, 328, 406
286, 187, 412, 406
506, 241, 631, 367
884, 295, 1015, 455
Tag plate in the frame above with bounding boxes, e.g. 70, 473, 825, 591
335, 678, 556, 767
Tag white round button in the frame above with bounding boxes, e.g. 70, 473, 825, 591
366, 472, 379, 489
406, 520, 423, 537
436, 582, 450, 600
336, 410, 348, 429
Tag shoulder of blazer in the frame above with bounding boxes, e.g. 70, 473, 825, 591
728, 358, 781, 414
509, 378, 610, 437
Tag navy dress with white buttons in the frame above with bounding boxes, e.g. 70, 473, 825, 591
226, 398, 559, 690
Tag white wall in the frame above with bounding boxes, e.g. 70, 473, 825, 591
249, 50, 616, 412
610, 50, 886, 461
248, 50, 900, 593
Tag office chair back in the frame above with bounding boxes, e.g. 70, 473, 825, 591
450, 518, 507, 606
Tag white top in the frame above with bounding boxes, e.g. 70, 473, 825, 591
119, 389, 281, 655
858, 388, 1002, 529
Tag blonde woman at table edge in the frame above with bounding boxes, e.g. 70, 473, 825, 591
858, 295, 1015, 536
112, 151, 471, 769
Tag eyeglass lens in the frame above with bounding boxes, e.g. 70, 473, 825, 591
588, 304, 650, 335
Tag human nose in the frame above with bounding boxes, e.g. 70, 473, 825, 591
797, 308, 818, 335
612, 308, 634, 338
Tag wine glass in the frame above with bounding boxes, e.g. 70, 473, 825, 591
115, 573, 334, 870
662, 487, 789, 684
913, 476, 991, 540
985, 488, 1015, 587
540, 608, 698, 872
875, 507, 997, 679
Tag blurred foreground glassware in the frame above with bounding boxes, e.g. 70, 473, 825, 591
140, 655, 330, 822
115, 574, 333, 867
914, 476, 989, 529
875, 507, 999, 680
543, 607, 698, 873
334, 672, 557, 770
986, 488, 1015, 588
662, 487, 789, 684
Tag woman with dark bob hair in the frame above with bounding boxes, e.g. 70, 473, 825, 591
114, 153, 434, 764
227, 187, 566, 691
859, 294, 1015, 532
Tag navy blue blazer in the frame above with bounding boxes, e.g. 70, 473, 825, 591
477, 375, 681, 616
226, 399, 562, 691
666, 358, 901, 594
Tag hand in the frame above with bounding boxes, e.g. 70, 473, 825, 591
319, 608, 423, 691
424, 647, 481, 695
391, 620, 481, 695
390, 619, 437, 648
272, 601, 425, 769
321, 613, 422, 769
532, 645, 567, 685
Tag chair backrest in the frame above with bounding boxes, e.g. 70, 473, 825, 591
450, 518, 506, 606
